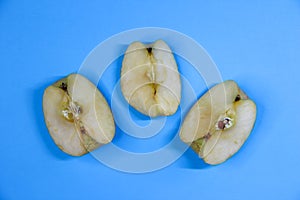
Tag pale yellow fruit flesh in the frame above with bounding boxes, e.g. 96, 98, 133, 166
43, 74, 115, 156
43, 86, 86, 156
180, 80, 245, 143
204, 100, 256, 164
121, 40, 181, 117
180, 80, 256, 164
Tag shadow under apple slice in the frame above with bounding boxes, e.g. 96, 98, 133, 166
178, 148, 211, 170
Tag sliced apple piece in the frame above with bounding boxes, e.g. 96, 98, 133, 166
180, 80, 256, 165
43, 74, 115, 156
121, 40, 181, 117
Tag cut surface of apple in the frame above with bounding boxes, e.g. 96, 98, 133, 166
43, 74, 115, 156
180, 80, 256, 165
121, 40, 181, 117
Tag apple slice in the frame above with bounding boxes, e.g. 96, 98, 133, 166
180, 80, 256, 165
43, 74, 115, 156
121, 40, 181, 117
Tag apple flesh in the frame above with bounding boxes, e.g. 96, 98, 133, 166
121, 40, 181, 117
43, 74, 115, 156
180, 80, 256, 165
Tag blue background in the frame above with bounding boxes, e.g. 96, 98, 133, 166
1, 0, 300, 199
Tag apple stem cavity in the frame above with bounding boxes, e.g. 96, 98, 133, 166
147, 47, 152, 54
60, 82, 68, 92
235, 94, 241, 102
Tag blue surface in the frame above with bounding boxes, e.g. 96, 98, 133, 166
1, 0, 300, 199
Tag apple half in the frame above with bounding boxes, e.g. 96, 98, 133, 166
121, 40, 181, 117
180, 80, 256, 165
43, 74, 115, 156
